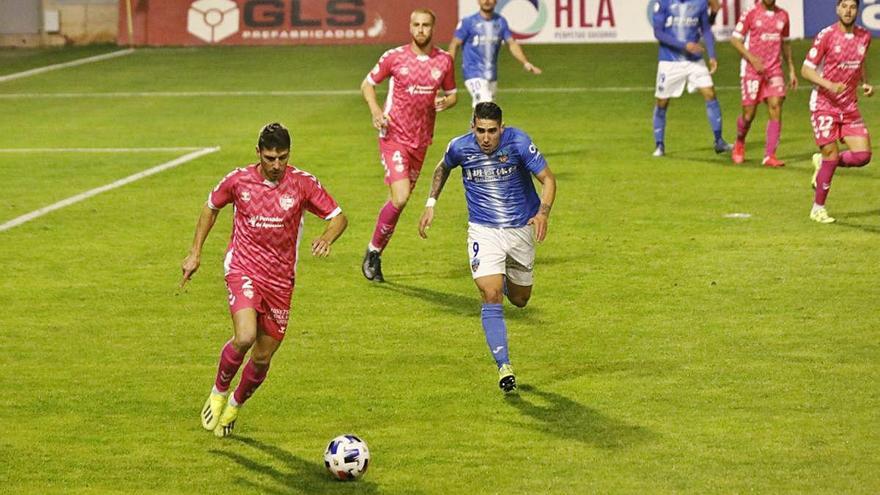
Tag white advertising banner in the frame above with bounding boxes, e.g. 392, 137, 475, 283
454, 0, 804, 44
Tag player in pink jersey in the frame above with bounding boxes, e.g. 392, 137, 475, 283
801, 0, 873, 224
360, 8, 457, 282
730, 0, 798, 167
181, 123, 348, 437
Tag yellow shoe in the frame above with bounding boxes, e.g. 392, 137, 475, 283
498, 363, 517, 393
811, 153, 822, 190
213, 401, 240, 438
810, 207, 836, 224
200, 391, 227, 431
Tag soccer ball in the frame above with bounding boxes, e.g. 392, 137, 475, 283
323, 434, 370, 480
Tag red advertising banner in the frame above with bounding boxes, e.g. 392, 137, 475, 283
118, 0, 457, 46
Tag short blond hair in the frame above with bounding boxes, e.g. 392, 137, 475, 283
411, 8, 436, 24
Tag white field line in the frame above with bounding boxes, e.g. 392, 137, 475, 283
0, 48, 135, 84
0, 86, 742, 99
0, 147, 206, 153
0, 146, 220, 233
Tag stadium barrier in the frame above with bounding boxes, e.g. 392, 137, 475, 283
804, 0, 880, 36
117, 0, 456, 46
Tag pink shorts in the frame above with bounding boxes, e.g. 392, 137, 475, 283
225, 271, 292, 341
741, 73, 786, 106
810, 109, 870, 147
378, 139, 428, 185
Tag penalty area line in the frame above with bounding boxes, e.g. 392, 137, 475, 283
0, 49, 135, 84
0, 146, 220, 233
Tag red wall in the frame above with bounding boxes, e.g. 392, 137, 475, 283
118, 0, 457, 46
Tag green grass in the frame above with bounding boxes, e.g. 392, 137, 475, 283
0, 42, 878, 493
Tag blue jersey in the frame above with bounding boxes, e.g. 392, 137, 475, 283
442, 127, 546, 228
453, 12, 513, 81
653, 0, 715, 62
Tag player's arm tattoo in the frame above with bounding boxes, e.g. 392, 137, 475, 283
539, 203, 552, 216
429, 162, 452, 199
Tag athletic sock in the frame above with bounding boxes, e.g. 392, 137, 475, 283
814, 158, 839, 206
370, 201, 402, 253
736, 115, 752, 142
481, 303, 509, 367
653, 106, 667, 146
765, 120, 781, 157
705, 99, 723, 142
214, 340, 245, 394
233, 359, 269, 406
840, 150, 872, 167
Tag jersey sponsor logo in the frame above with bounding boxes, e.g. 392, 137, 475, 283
406, 84, 436, 95
665, 16, 699, 28
279, 194, 295, 211
248, 215, 284, 229
760, 33, 781, 42
464, 165, 517, 183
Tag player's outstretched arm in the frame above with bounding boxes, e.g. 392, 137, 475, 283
419, 161, 452, 239
784, 40, 798, 90
507, 40, 542, 74
181, 204, 220, 288
527, 166, 556, 243
311, 213, 348, 257
448, 37, 463, 61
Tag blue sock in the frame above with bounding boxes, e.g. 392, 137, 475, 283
481, 303, 509, 367
653, 106, 667, 146
705, 98, 723, 142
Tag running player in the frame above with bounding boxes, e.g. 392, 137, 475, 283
182, 123, 347, 437
730, 0, 798, 166
448, 0, 542, 107
802, 0, 873, 224
361, 8, 457, 282
418, 102, 556, 393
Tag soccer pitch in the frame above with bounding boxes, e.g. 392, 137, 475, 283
0, 42, 878, 493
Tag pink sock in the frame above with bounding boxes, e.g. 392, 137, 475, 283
233, 359, 269, 405
736, 116, 751, 142
840, 150, 871, 167
214, 340, 245, 393
765, 120, 781, 157
814, 158, 839, 206
370, 201, 402, 252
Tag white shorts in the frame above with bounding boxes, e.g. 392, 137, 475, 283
467, 223, 535, 286
464, 78, 498, 107
654, 60, 714, 99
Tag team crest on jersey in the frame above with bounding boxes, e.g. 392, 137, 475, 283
279, 194, 295, 210
835, 45, 842, 53
498, 153, 509, 163
859, 45, 866, 55
243, 288, 254, 299
756, 20, 763, 28
431, 68, 442, 80
400, 66, 410, 75
240, 191, 251, 202
777, 21, 784, 31
471, 257, 480, 272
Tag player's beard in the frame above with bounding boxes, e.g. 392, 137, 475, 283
839, 14, 856, 27
413, 33, 432, 49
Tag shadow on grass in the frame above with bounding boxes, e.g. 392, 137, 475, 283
375, 281, 541, 322
209, 435, 380, 494
505, 384, 654, 449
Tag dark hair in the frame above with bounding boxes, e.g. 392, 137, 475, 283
838, 0, 859, 6
258, 122, 291, 150
472, 102, 503, 124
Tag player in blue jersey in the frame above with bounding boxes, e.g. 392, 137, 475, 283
448, 0, 542, 107
652, 0, 732, 157
418, 102, 556, 393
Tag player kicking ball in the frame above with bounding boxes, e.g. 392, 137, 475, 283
651, 0, 732, 157
730, 0, 798, 167
418, 102, 556, 393
181, 123, 347, 437
801, 0, 873, 224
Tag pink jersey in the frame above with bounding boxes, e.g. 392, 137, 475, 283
804, 24, 871, 114
733, 3, 790, 77
208, 165, 341, 288
366, 44, 456, 149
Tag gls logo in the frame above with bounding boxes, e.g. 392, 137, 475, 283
188, 0, 240, 43
861, 0, 880, 31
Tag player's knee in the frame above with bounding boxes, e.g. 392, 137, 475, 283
480, 288, 505, 304
508, 294, 530, 308
232, 333, 256, 352
390, 190, 411, 209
